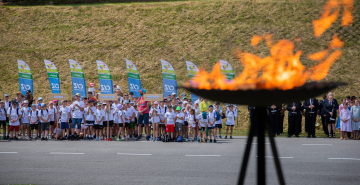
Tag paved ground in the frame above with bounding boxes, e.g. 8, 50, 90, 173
0, 136, 359, 185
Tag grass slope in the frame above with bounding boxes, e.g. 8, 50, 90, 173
0, 0, 359, 135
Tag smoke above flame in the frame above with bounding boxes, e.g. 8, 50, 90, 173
186, 0, 353, 91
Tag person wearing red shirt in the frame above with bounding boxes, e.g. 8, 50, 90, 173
136, 88, 151, 141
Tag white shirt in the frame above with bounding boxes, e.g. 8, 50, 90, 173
165, 111, 175, 125
7, 107, 21, 126
208, 110, 216, 127
29, 109, 38, 124
48, 107, 57, 122
150, 108, 160, 123
187, 114, 195, 127
60, 106, 70, 123
104, 106, 114, 121
94, 109, 105, 125
38, 109, 50, 123
226, 110, 235, 125
215, 109, 223, 125
21, 107, 31, 123
176, 112, 184, 124
128, 106, 136, 122
71, 101, 85, 119
85, 107, 96, 121
114, 108, 124, 124
197, 113, 208, 127
159, 106, 167, 121
0, 107, 7, 121
123, 109, 130, 123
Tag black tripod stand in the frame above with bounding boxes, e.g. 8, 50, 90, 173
238, 107, 285, 185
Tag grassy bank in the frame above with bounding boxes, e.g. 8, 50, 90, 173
0, 0, 359, 134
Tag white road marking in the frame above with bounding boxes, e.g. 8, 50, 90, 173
329, 158, 360, 161
302, 144, 333, 146
50, 152, 84, 155
245, 143, 271, 145
0, 152, 18, 154
256, 156, 293, 159
117, 153, 152, 156
185, 155, 221, 157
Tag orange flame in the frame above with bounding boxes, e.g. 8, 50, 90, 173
187, 0, 352, 91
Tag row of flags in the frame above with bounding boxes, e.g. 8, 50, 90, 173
17, 59, 235, 103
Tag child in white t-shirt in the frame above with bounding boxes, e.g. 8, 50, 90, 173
175, 106, 184, 139
207, 105, 216, 143
60, 100, 70, 140
187, 108, 196, 142
94, 103, 105, 141
197, 112, 208, 142
150, 102, 160, 141
20, 100, 31, 140
114, 104, 125, 141
225, 105, 235, 139
165, 105, 175, 139
29, 104, 39, 140
0, 101, 7, 140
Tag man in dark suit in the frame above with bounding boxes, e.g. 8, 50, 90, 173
287, 102, 303, 137
322, 92, 339, 138
267, 105, 282, 137
318, 94, 328, 136
303, 98, 319, 138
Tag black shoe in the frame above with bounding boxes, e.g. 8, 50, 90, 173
307, 136, 311, 138
136, 137, 140, 141
8, 137, 12, 141
230, 136, 233, 139
295, 135, 299, 138
146, 136, 149, 141
70, 135, 75, 141
312, 136, 316, 138
75, 135, 79, 140
41, 137, 45, 141
134, 133, 138, 137
287, 135, 291, 138
214, 139, 217, 143
210, 139, 213, 143
45, 137, 48, 141
83, 137, 88, 141
205, 139, 208, 143
224, 136, 227, 139
15, 137, 18, 141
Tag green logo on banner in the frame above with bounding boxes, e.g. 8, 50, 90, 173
99, 74, 112, 80
19, 73, 33, 79
162, 73, 176, 80
127, 73, 140, 80
47, 73, 59, 78
71, 72, 85, 79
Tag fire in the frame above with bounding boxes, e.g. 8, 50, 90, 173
186, 0, 352, 91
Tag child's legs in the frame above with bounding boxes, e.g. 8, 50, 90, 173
226, 126, 229, 136
230, 126, 233, 136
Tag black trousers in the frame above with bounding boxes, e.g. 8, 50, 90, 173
321, 115, 328, 136
269, 114, 279, 137
288, 116, 300, 136
305, 115, 316, 137
299, 116, 303, 134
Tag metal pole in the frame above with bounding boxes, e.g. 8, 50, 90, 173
107, 110, 109, 141
257, 107, 266, 185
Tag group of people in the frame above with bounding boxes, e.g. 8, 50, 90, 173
0, 84, 239, 142
248, 92, 360, 139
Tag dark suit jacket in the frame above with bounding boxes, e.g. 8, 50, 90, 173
267, 105, 282, 116
318, 99, 326, 116
322, 99, 339, 118
248, 106, 255, 119
286, 102, 302, 117
303, 98, 319, 117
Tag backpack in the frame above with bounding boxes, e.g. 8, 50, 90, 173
10, 107, 20, 116
176, 135, 183, 142
215, 111, 221, 121
41, 109, 49, 116
30, 110, 39, 117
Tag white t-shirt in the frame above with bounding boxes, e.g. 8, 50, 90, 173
94, 109, 105, 125
21, 107, 31, 123
175, 112, 184, 124
226, 110, 235, 125
7, 107, 21, 126
165, 111, 175, 125
215, 109, 223, 125
123, 109, 131, 123
197, 113, 208, 127
48, 107, 57, 122
0, 107, 7, 121
71, 101, 85, 119
128, 106, 136, 122
187, 114, 195, 127
85, 107, 96, 121
4, 101, 10, 110
29, 109, 38, 124
104, 106, 114, 121
150, 108, 160, 123
159, 106, 167, 122
60, 106, 70, 123
38, 109, 50, 123
208, 110, 216, 127
113, 108, 124, 124
194, 106, 200, 116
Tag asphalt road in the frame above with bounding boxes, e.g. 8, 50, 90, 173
0, 137, 359, 185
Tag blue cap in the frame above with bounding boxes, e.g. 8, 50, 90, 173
138, 88, 146, 93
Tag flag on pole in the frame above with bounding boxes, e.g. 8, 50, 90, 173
44, 60, 60, 94
185, 61, 200, 104
125, 59, 142, 97
69, 59, 87, 99
96, 60, 113, 94
219, 60, 235, 80
161, 60, 177, 97
17, 60, 33, 96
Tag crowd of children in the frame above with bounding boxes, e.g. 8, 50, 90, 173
0, 88, 238, 142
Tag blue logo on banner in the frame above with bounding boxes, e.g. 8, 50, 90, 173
19, 78, 33, 96
162, 78, 177, 98
49, 78, 60, 94
71, 77, 87, 99
128, 78, 142, 98
99, 79, 113, 94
